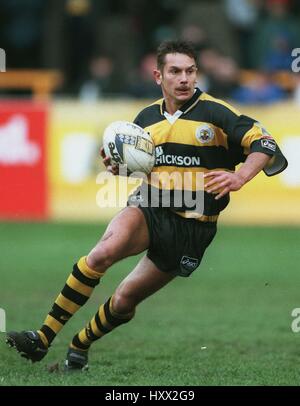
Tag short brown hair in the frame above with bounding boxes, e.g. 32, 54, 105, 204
156, 40, 198, 71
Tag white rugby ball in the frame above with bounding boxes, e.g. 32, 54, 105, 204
103, 121, 155, 175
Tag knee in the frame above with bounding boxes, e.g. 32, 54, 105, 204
87, 246, 115, 273
112, 288, 137, 315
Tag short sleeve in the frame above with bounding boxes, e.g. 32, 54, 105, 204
231, 116, 288, 176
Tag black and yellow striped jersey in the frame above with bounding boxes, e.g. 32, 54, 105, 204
132, 88, 287, 221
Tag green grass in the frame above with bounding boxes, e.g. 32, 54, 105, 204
0, 222, 300, 386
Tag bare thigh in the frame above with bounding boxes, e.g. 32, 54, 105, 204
113, 255, 176, 313
87, 207, 149, 272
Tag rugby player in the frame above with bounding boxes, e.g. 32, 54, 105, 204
6, 40, 288, 371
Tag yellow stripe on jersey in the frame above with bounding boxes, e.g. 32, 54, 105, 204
133, 88, 286, 217
174, 211, 219, 222
147, 167, 231, 191
241, 122, 266, 153
144, 119, 229, 149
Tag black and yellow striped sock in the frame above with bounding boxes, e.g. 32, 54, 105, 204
38, 256, 104, 348
70, 295, 135, 351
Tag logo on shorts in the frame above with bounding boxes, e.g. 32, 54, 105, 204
128, 193, 144, 207
180, 256, 199, 277
196, 124, 214, 144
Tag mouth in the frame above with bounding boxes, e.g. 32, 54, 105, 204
176, 88, 190, 93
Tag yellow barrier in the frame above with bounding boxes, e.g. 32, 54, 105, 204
49, 100, 300, 224
49, 101, 144, 221
221, 102, 300, 224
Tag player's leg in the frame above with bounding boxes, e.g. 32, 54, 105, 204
65, 255, 176, 370
65, 208, 218, 370
6, 207, 149, 361
86, 206, 149, 272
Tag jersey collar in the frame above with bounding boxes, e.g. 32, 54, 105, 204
160, 88, 202, 116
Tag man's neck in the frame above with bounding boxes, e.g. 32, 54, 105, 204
164, 98, 184, 115
163, 90, 197, 115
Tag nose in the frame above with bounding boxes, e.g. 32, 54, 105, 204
180, 72, 188, 83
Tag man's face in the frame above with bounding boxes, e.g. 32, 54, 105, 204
154, 53, 197, 105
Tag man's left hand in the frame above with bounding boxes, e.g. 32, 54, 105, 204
204, 171, 246, 200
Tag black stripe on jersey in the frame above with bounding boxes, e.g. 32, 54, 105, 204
232, 115, 258, 144
202, 190, 229, 215
227, 142, 247, 167
61, 284, 89, 306
72, 264, 100, 287
181, 99, 237, 132
136, 183, 229, 215
182, 100, 255, 144
154, 142, 233, 170
134, 103, 164, 128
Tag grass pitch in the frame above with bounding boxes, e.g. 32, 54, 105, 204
0, 221, 300, 386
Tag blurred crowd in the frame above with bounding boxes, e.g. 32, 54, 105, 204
0, 0, 300, 103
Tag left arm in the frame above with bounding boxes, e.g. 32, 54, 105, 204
204, 152, 271, 200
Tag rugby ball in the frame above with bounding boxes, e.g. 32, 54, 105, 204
103, 121, 155, 175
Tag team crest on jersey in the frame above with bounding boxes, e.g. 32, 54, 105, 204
195, 124, 215, 144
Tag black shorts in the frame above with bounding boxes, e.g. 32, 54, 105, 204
139, 206, 217, 277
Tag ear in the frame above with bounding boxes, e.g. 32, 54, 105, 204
153, 69, 162, 85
